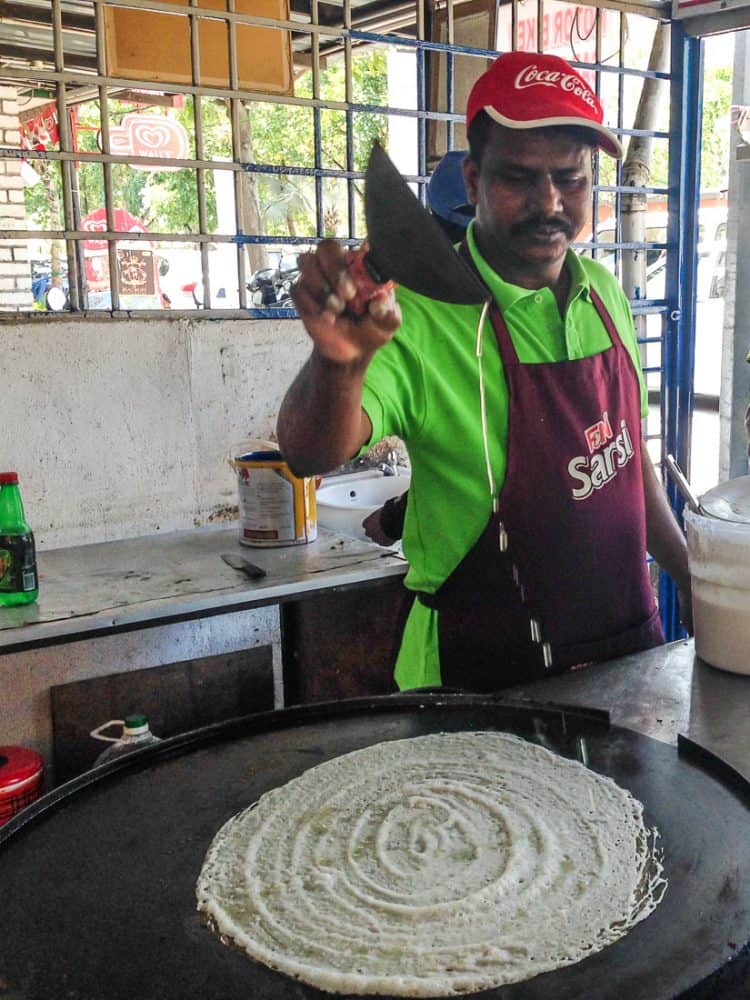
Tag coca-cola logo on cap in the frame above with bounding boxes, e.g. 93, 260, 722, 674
514, 65, 597, 110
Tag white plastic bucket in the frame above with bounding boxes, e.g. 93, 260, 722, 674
685, 508, 750, 674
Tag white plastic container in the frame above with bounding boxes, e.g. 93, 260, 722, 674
685, 508, 750, 674
90, 714, 162, 767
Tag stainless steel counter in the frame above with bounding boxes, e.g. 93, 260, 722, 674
508, 638, 750, 780
0, 523, 407, 652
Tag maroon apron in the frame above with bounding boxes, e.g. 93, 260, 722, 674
419, 262, 664, 692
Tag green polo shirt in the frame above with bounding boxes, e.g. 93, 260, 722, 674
361, 222, 648, 690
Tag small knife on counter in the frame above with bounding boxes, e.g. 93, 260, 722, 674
221, 553, 267, 580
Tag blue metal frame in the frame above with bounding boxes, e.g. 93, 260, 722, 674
661, 23, 704, 639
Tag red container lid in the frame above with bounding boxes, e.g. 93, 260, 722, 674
0, 472, 19, 485
0, 746, 44, 789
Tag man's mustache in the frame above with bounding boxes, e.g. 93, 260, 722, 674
511, 215, 574, 239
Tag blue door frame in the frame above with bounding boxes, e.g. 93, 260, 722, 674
661, 24, 704, 640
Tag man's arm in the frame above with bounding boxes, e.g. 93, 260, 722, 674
277, 352, 374, 475
641, 444, 693, 631
277, 240, 401, 476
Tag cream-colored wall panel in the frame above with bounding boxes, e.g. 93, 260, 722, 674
0, 317, 309, 549
187, 318, 310, 523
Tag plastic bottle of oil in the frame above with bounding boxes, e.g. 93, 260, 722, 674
91, 714, 162, 767
0, 471, 38, 607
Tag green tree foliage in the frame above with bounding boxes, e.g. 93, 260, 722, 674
701, 65, 732, 191
25, 46, 387, 243
249, 47, 389, 237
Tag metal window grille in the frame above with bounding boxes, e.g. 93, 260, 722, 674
1, 0, 673, 316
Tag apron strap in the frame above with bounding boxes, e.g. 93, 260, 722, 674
589, 286, 627, 351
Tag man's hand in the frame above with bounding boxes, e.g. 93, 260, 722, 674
362, 507, 397, 546
292, 240, 401, 367
278, 240, 401, 475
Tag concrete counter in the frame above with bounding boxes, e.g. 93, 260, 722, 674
0, 522, 407, 652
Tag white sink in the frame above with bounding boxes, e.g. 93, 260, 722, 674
316, 471, 410, 541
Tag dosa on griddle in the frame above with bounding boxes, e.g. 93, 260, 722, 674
196, 731, 666, 996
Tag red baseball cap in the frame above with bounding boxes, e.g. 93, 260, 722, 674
466, 51, 623, 159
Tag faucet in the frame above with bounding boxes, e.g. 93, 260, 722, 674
379, 450, 399, 476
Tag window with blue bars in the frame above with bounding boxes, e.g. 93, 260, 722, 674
1, 0, 673, 317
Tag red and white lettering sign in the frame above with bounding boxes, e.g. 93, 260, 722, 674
107, 114, 189, 171
497, 3, 617, 90
673, 0, 750, 20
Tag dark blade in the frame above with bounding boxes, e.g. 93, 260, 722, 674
221, 553, 267, 580
364, 141, 489, 306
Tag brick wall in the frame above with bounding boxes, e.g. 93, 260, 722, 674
0, 85, 34, 311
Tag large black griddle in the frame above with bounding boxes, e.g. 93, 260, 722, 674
2, 695, 750, 1000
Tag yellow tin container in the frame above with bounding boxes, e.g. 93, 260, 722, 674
230, 446, 317, 547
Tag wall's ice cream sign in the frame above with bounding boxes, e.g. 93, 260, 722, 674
109, 114, 189, 171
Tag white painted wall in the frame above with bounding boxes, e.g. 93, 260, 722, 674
1, 315, 311, 549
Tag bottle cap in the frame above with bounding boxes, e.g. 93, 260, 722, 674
123, 714, 150, 735
0, 472, 19, 485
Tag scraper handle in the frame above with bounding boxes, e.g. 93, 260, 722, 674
345, 247, 394, 316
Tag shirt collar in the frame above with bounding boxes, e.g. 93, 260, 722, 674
466, 220, 591, 308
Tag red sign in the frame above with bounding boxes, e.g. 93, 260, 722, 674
80, 207, 148, 250
497, 3, 617, 90
107, 113, 189, 171
673, 0, 750, 17
19, 103, 60, 151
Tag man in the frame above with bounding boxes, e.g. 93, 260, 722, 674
278, 50, 692, 693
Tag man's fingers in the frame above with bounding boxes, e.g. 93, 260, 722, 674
299, 241, 356, 308
291, 242, 401, 365
296, 253, 342, 314
316, 240, 356, 302
367, 287, 402, 330
295, 250, 398, 331
290, 272, 336, 322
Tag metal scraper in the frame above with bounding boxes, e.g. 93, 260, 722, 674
360, 141, 490, 306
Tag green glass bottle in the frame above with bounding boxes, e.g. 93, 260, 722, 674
0, 472, 38, 607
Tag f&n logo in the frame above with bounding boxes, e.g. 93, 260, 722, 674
584, 411, 613, 454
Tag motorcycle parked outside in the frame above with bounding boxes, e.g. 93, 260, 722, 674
247, 252, 299, 307
180, 254, 299, 309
